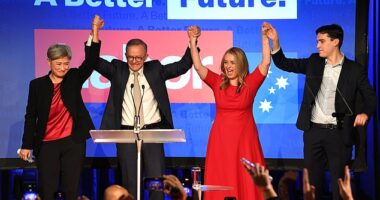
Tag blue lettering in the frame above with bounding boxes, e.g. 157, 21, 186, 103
199, 0, 214, 7
261, 0, 276, 7
218, 0, 227, 7
279, 0, 285, 7
128, 0, 143, 8
178, 0, 285, 8
248, 0, 254, 6
181, 0, 187, 7
230, 0, 244, 7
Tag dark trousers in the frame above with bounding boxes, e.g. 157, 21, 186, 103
36, 136, 85, 200
304, 126, 352, 200
118, 124, 165, 200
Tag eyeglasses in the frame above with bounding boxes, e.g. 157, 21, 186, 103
127, 56, 145, 62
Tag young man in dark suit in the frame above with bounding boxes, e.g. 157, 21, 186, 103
265, 23, 376, 200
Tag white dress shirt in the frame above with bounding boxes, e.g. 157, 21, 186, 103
311, 57, 344, 124
121, 67, 161, 126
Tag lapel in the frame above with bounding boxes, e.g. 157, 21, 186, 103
308, 58, 325, 96
120, 64, 131, 95
143, 62, 161, 103
335, 58, 350, 112
336, 57, 349, 93
143, 63, 153, 88
42, 75, 54, 115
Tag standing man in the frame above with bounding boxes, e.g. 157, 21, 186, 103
91, 28, 199, 199
265, 23, 376, 199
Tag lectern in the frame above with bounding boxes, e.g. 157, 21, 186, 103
90, 129, 186, 200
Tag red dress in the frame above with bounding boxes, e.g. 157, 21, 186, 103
203, 67, 266, 200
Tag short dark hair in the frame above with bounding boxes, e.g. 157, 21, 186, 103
126, 38, 147, 52
316, 24, 344, 49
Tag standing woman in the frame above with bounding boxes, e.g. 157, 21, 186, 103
18, 16, 103, 200
188, 23, 271, 200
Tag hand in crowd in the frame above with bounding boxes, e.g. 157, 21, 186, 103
278, 170, 298, 200
338, 166, 354, 200
303, 168, 316, 200
163, 175, 187, 200
103, 184, 133, 200
243, 162, 278, 199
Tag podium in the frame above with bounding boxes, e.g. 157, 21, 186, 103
90, 129, 186, 200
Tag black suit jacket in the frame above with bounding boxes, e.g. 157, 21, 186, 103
272, 48, 376, 145
95, 47, 193, 130
22, 42, 101, 156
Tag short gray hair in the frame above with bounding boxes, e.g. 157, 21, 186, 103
47, 43, 72, 60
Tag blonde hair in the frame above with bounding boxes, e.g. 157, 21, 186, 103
219, 47, 249, 93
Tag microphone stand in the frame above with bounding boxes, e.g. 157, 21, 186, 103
130, 83, 145, 200
332, 112, 345, 129
332, 87, 354, 130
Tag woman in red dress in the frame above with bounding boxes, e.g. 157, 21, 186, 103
188, 23, 271, 200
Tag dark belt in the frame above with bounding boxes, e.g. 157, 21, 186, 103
311, 122, 338, 129
121, 122, 161, 130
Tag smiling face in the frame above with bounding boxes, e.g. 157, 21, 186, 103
316, 33, 339, 58
48, 56, 70, 80
223, 53, 239, 82
125, 44, 148, 72
220, 47, 249, 86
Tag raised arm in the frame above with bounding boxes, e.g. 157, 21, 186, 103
188, 26, 208, 80
258, 22, 271, 76
266, 22, 280, 52
91, 14, 104, 43
78, 15, 103, 82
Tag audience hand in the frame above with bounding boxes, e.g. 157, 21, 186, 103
163, 175, 187, 200
243, 162, 278, 199
303, 168, 316, 200
77, 195, 90, 200
278, 170, 297, 200
338, 166, 354, 200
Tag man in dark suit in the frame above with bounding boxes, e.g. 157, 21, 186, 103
265, 23, 376, 199
91, 28, 200, 199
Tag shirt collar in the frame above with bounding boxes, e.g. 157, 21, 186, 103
325, 54, 344, 68
129, 66, 144, 75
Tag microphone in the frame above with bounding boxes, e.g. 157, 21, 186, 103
130, 84, 139, 129
137, 85, 145, 120
332, 112, 345, 129
332, 112, 345, 118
